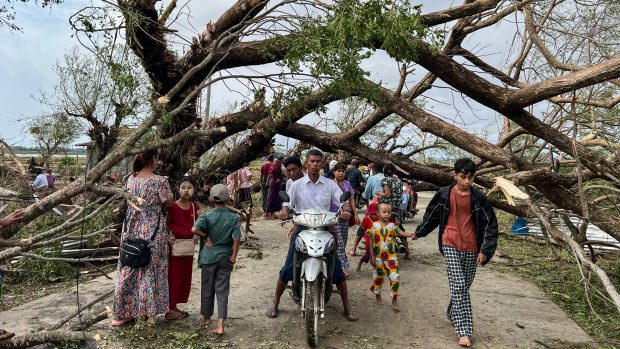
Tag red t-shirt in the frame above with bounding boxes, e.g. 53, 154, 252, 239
442, 187, 477, 252
168, 201, 199, 239
260, 162, 271, 184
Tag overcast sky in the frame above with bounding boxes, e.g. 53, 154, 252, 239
0, 0, 517, 148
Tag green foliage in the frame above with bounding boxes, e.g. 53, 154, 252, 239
57, 155, 81, 177
27, 113, 80, 167
246, 250, 263, 260
278, 0, 444, 86
106, 324, 233, 349
13, 247, 76, 284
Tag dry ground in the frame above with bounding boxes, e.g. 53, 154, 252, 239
0, 193, 594, 348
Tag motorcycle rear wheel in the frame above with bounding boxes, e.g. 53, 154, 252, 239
305, 278, 321, 347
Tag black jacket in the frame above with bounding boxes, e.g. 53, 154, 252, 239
415, 184, 498, 265
345, 167, 364, 189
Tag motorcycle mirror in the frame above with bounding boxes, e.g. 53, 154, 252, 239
339, 191, 351, 203
279, 191, 291, 203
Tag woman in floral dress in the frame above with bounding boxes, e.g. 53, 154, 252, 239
111, 149, 174, 326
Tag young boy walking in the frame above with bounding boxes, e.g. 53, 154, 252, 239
413, 158, 498, 347
192, 184, 241, 335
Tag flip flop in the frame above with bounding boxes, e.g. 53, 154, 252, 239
165, 311, 187, 321
0, 329, 15, 341
110, 318, 135, 327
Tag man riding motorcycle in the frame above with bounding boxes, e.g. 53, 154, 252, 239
265, 149, 358, 322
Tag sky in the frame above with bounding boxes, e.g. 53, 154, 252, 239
0, 0, 518, 149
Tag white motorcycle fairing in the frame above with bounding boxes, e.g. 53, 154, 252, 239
300, 257, 327, 282
297, 230, 334, 257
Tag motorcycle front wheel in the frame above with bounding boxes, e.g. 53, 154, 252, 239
305, 278, 321, 347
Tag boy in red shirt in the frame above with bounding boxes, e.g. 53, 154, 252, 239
413, 158, 498, 347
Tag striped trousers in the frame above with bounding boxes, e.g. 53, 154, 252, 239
336, 220, 350, 270
443, 245, 477, 338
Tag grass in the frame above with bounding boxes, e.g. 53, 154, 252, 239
494, 214, 620, 348
103, 321, 237, 348
246, 250, 264, 260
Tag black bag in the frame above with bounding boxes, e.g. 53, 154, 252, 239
119, 212, 161, 269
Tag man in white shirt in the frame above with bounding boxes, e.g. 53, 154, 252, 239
31, 169, 49, 199
266, 149, 358, 321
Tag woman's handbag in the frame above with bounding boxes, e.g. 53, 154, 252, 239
171, 202, 197, 257
171, 239, 195, 256
120, 212, 161, 269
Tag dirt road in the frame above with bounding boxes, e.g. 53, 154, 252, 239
2, 193, 593, 348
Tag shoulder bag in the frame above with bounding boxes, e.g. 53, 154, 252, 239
119, 211, 161, 269
171, 202, 197, 257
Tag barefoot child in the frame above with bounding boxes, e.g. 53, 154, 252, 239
192, 184, 241, 335
166, 176, 199, 320
413, 158, 498, 347
368, 202, 412, 311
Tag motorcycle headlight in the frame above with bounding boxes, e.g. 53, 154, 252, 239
295, 236, 307, 253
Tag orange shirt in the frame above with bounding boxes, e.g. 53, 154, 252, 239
442, 186, 477, 252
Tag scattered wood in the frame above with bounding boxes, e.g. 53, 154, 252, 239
71, 308, 112, 331
47, 289, 114, 330
0, 331, 93, 349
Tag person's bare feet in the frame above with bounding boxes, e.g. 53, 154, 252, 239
344, 311, 359, 321
265, 303, 278, 318
212, 319, 225, 335
0, 329, 14, 341
349, 248, 356, 256
203, 317, 212, 327
375, 294, 383, 305
391, 298, 400, 312
458, 337, 472, 347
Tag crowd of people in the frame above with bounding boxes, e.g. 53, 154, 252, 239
1, 149, 498, 347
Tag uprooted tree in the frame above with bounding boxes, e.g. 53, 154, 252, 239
1, 0, 619, 344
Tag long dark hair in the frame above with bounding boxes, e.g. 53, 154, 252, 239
384, 163, 396, 176
133, 149, 158, 174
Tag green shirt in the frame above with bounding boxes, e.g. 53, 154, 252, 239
194, 207, 241, 266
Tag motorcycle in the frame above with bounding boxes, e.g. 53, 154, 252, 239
279, 190, 351, 348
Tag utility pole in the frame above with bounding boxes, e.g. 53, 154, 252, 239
200, 76, 213, 169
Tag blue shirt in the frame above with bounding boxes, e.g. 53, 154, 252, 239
363, 173, 384, 200
32, 174, 49, 190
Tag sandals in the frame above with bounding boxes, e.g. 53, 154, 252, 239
165, 311, 187, 321
0, 329, 15, 341
110, 318, 135, 327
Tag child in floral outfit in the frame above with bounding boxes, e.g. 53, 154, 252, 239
368, 202, 413, 311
